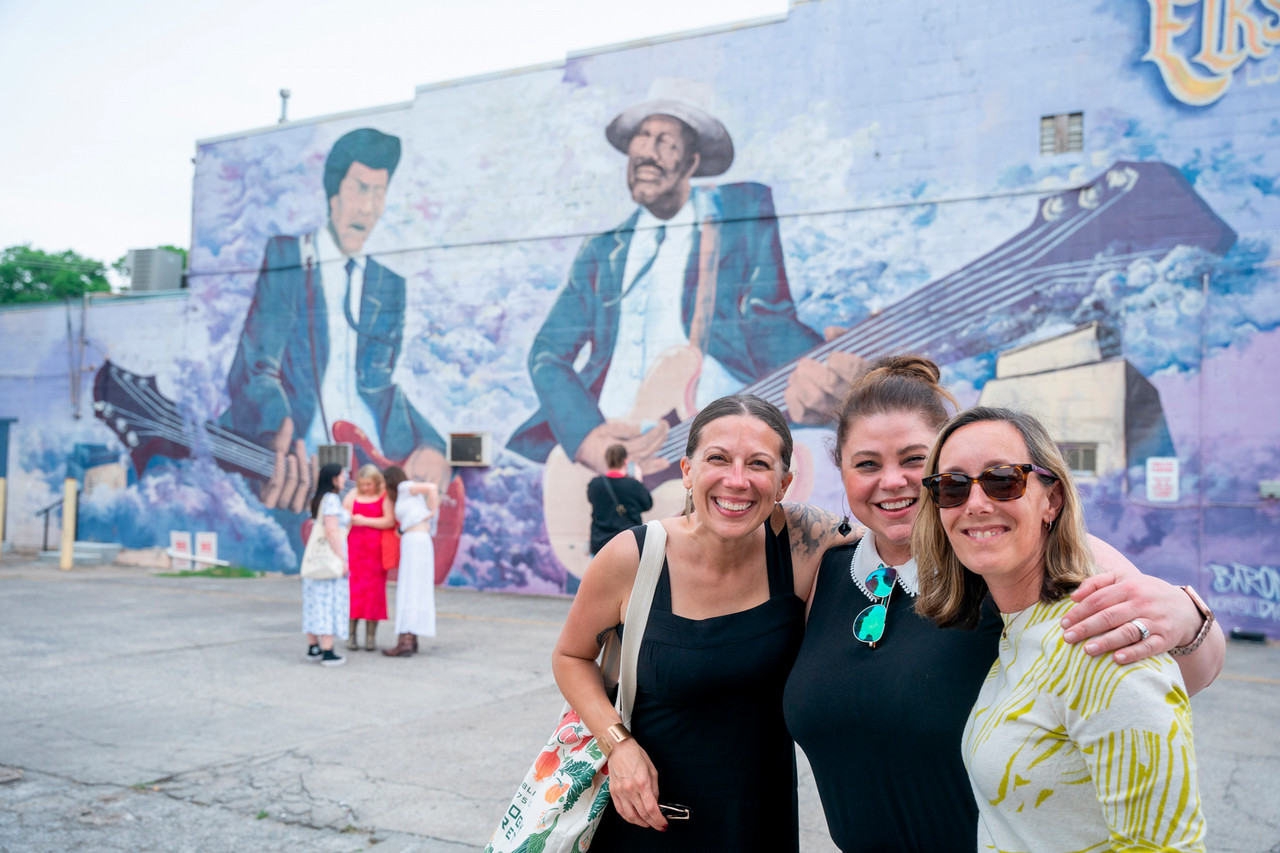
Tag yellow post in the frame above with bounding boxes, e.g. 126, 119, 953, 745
59, 478, 77, 571
0, 475, 6, 565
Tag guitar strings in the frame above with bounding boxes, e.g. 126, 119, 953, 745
106, 370, 275, 477
651, 179, 1170, 463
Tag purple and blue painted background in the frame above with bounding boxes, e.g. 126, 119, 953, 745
2, 1, 1277, 635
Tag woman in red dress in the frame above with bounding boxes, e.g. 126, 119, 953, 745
344, 464, 396, 651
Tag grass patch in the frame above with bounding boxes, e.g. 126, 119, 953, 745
256, 810, 269, 820
156, 566, 263, 578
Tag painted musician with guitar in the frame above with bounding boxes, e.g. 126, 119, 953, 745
508, 86, 1238, 584
507, 85, 860, 525
222, 127, 452, 511
506, 82, 866, 578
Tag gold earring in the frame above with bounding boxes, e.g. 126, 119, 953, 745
684, 488, 694, 518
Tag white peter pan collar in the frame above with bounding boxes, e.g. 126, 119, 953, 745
849, 533, 920, 602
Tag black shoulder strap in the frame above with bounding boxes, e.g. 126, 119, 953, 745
601, 475, 627, 515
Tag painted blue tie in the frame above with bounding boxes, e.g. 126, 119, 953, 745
343, 257, 359, 330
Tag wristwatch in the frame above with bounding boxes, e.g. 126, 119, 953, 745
599, 723, 632, 757
1170, 585, 1215, 657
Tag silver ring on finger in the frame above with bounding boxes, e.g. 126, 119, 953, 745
1130, 619, 1150, 642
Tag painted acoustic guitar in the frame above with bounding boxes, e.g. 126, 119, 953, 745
542, 160, 1237, 580
92, 362, 465, 583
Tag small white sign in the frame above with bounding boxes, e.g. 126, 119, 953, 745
170, 531, 193, 570
1146, 457, 1179, 503
195, 531, 218, 564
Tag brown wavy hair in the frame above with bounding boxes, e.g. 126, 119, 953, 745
913, 406, 1095, 628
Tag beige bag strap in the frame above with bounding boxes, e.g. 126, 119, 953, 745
615, 520, 667, 724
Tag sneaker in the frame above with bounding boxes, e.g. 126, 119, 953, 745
320, 649, 346, 667
305, 644, 323, 662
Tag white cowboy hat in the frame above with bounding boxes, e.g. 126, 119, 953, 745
605, 78, 734, 177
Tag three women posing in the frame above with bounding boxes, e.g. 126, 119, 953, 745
553, 358, 1222, 850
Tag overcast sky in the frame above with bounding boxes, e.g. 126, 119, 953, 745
0, 0, 789, 268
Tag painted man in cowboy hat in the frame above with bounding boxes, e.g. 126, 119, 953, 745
509, 81, 858, 474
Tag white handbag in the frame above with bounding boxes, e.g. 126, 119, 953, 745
299, 516, 345, 580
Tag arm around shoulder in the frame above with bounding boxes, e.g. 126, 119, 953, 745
1063, 536, 1225, 694
780, 501, 863, 600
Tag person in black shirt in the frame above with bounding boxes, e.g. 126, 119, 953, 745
586, 444, 653, 555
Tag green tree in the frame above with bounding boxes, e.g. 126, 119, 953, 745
157, 244, 189, 270
0, 244, 111, 304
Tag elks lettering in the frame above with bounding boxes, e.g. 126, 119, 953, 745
1144, 0, 1280, 105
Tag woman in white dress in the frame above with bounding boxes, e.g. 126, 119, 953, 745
381, 465, 441, 657
303, 463, 350, 667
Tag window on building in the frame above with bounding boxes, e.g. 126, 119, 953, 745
1040, 112, 1083, 155
1059, 443, 1098, 477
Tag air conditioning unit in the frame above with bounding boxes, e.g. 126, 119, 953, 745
317, 443, 353, 472
126, 248, 185, 292
448, 432, 491, 467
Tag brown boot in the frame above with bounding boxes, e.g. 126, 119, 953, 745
382, 633, 415, 657
365, 620, 378, 651
345, 619, 359, 651
410, 634, 419, 652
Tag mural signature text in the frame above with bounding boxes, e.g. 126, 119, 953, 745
1206, 561, 1280, 621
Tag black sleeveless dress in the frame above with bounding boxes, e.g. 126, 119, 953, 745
591, 523, 805, 852
782, 541, 1002, 852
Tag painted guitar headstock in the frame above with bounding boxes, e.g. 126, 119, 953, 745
93, 360, 189, 476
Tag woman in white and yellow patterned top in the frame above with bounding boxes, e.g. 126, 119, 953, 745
914, 406, 1205, 853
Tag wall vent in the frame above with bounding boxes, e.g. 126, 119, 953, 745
1040, 112, 1083, 155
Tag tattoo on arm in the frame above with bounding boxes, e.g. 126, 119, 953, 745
782, 502, 840, 560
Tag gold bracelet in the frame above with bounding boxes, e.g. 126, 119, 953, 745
1170, 585, 1215, 657
599, 723, 632, 757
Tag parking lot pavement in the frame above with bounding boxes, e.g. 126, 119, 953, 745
1, 556, 1277, 852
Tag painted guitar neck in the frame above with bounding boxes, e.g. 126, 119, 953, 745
641, 160, 1235, 480
93, 362, 401, 481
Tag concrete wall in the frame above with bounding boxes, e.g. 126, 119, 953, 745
2, 0, 1278, 634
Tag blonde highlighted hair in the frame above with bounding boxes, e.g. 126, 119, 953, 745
355, 463, 385, 491
913, 406, 1095, 628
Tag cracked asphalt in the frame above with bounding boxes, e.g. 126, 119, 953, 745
1, 556, 1278, 851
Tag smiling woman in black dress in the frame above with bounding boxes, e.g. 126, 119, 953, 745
552, 394, 854, 851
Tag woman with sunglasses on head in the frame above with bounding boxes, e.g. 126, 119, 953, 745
914, 406, 1205, 850
553, 394, 856, 852
783, 356, 1221, 853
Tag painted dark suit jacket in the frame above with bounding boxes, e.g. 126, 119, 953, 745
508, 182, 821, 462
224, 233, 444, 462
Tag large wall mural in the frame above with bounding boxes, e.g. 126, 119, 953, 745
2, 1, 1277, 636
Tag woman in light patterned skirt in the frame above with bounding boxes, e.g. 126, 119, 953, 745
302, 463, 350, 667
914, 407, 1205, 852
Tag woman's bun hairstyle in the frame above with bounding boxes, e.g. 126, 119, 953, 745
831, 354, 957, 468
